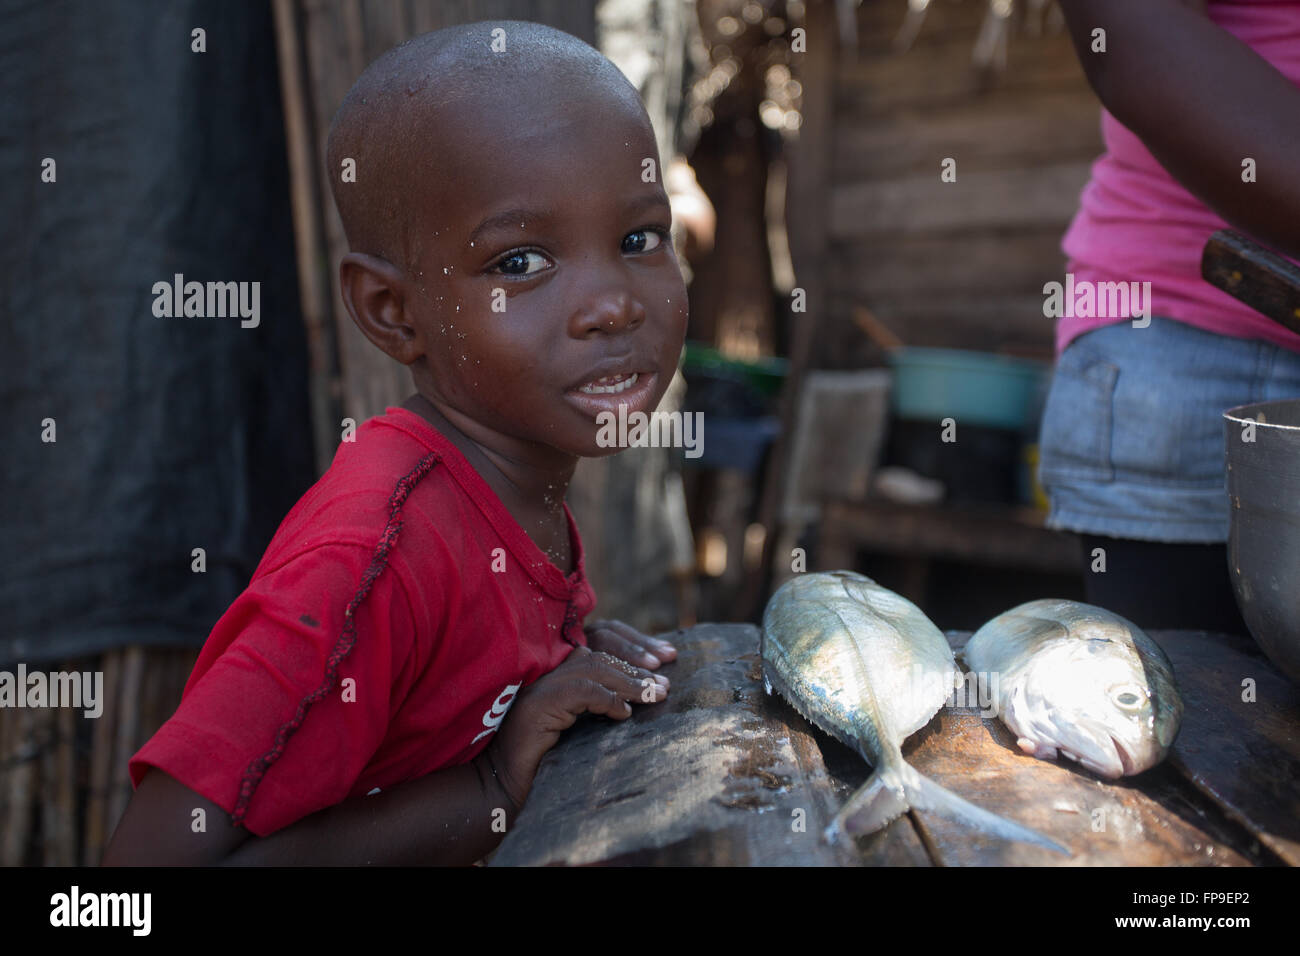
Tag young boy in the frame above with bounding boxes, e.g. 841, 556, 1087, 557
103, 20, 689, 866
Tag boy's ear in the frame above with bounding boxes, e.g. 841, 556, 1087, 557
338, 252, 422, 365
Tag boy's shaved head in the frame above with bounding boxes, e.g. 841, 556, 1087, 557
329, 19, 688, 469
326, 20, 645, 271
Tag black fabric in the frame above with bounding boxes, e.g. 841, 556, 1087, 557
1, 0, 315, 666
1081, 535, 1250, 636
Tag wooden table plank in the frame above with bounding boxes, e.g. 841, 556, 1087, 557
492, 624, 1297, 866
1155, 630, 1300, 866
931, 630, 1281, 865
903, 706, 1250, 866
490, 623, 929, 866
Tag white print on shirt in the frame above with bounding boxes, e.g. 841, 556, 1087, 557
471, 682, 521, 744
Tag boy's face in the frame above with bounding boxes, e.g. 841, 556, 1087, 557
404, 84, 689, 461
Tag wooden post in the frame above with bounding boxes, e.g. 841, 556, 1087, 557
1, 708, 36, 866
85, 648, 122, 865
40, 699, 77, 866
273, 0, 344, 475
733, 0, 838, 620
106, 645, 145, 838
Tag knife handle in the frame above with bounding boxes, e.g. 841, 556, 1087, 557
1201, 229, 1300, 336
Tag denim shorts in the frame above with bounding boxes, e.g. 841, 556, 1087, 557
1038, 317, 1300, 543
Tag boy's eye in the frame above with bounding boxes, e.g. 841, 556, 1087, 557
493, 250, 551, 276
622, 228, 667, 255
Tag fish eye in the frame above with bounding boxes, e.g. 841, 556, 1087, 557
1110, 684, 1147, 710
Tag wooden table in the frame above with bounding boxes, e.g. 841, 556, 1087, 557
490, 623, 1300, 866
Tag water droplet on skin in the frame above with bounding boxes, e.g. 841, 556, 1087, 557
443, 267, 451, 275
469, 241, 475, 247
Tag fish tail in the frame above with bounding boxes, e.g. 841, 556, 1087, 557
825, 757, 1069, 855
895, 761, 1069, 855
823, 763, 912, 845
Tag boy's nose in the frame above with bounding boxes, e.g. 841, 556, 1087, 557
568, 288, 646, 338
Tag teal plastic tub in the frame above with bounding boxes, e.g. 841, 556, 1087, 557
888, 347, 1049, 430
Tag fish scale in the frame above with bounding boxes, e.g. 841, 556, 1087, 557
761, 571, 1067, 853
763, 645, 883, 766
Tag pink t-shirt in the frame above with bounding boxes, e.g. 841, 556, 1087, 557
1059, 0, 1300, 355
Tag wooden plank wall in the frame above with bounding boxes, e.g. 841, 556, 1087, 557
813, 0, 1104, 367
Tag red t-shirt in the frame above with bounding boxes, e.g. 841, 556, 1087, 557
128, 406, 595, 836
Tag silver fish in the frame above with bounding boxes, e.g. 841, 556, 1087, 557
761, 571, 1066, 852
964, 599, 1183, 779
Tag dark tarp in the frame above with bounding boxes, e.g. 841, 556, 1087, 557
0, 0, 316, 666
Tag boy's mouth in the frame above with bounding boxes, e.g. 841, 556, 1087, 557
577, 372, 638, 395
564, 368, 659, 421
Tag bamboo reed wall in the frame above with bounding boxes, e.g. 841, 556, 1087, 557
0, 647, 198, 866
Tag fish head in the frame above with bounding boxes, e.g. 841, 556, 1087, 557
1009, 630, 1169, 779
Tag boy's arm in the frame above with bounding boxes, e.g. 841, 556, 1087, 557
102, 756, 513, 867
1058, 0, 1300, 258
102, 646, 667, 865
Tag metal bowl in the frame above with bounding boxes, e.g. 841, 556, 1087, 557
1224, 399, 1300, 686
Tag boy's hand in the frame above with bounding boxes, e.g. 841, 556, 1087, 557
584, 618, 678, 669
484, 645, 669, 811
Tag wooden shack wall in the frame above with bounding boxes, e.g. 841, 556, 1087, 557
811, 0, 1104, 367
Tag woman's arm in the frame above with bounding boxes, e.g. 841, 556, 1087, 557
1058, 0, 1300, 258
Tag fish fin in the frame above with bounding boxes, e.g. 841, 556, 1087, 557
823, 766, 911, 845
897, 761, 1070, 855
1017, 737, 1057, 760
